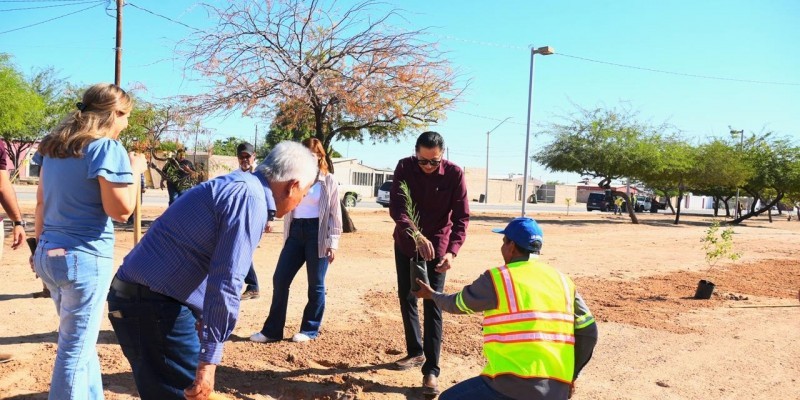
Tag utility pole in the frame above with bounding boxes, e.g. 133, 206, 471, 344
254, 124, 258, 155
730, 128, 744, 217
116, 0, 139, 243
484, 117, 512, 204
115, 0, 123, 86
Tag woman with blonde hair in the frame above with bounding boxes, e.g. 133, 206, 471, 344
33, 83, 146, 399
251, 137, 343, 343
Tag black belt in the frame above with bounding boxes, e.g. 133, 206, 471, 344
110, 277, 175, 302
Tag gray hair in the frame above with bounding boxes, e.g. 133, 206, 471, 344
255, 141, 318, 187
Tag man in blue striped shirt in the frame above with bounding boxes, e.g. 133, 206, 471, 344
107, 141, 318, 400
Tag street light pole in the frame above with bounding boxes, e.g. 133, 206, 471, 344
521, 45, 554, 217
485, 117, 512, 204
730, 128, 744, 217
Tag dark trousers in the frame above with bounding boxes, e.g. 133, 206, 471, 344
244, 263, 258, 292
440, 376, 516, 400
166, 183, 179, 206
107, 279, 199, 400
261, 218, 329, 339
394, 246, 446, 377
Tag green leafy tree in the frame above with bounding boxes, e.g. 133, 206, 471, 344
689, 139, 753, 217
731, 134, 798, 224
640, 137, 696, 224
0, 55, 45, 173
259, 104, 343, 160
534, 105, 662, 224
211, 137, 241, 157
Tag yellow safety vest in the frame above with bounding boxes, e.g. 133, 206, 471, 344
481, 260, 576, 383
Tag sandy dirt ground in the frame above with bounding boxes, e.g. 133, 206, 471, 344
1, 202, 799, 399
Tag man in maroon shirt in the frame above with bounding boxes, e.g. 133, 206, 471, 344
389, 131, 470, 395
0, 141, 28, 364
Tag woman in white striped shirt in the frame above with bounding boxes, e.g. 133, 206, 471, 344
251, 138, 343, 343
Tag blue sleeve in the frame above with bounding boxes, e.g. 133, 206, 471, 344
199, 185, 268, 363
85, 138, 133, 184
32, 152, 43, 165
264, 186, 276, 212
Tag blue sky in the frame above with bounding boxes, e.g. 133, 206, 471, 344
2, 0, 798, 183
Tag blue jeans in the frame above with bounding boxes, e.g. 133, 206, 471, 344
107, 279, 199, 400
261, 218, 329, 339
440, 376, 515, 400
33, 244, 113, 400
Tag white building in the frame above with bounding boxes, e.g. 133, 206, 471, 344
331, 158, 393, 204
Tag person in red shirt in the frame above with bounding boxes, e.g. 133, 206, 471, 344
389, 131, 470, 395
0, 138, 31, 363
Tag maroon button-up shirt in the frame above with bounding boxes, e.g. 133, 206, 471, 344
389, 157, 470, 259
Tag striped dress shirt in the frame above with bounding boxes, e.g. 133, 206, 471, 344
116, 172, 273, 364
282, 172, 342, 256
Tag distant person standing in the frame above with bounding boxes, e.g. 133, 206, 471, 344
614, 197, 624, 215
251, 138, 343, 343
389, 131, 470, 395
161, 149, 196, 205
235, 142, 275, 300
0, 140, 28, 364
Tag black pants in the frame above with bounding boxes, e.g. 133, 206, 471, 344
394, 246, 446, 377
244, 263, 258, 291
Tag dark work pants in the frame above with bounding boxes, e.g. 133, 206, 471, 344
440, 376, 516, 400
394, 246, 446, 377
244, 263, 259, 292
107, 282, 198, 400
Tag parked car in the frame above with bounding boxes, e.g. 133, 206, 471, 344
634, 195, 651, 212
376, 180, 392, 207
651, 198, 667, 211
586, 192, 613, 212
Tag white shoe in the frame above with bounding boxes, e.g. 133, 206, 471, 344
250, 332, 280, 343
291, 333, 312, 342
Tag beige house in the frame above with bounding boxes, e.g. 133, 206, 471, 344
463, 167, 544, 204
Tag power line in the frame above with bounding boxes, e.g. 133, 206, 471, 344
0, 0, 92, 2
0, 0, 100, 11
450, 110, 528, 126
438, 34, 800, 87
0, 2, 102, 35
556, 52, 800, 87
126, 2, 199, 31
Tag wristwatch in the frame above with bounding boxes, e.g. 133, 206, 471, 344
12, 220, 26, 228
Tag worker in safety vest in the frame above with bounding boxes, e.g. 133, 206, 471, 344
414, 217, 598, 400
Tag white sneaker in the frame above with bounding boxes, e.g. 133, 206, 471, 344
291, 333, 312, 343
250, 332, 280, 343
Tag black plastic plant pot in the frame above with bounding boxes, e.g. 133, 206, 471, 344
694, 279, 715, 299
410, 258, 429, 292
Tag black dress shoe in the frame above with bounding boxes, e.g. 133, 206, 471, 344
393, 354, 424, 370
423, 373, 439, 395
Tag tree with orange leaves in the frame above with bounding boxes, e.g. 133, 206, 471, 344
181, 0, 464, 150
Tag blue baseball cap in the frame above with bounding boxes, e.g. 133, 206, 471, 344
492, 217, 543, 252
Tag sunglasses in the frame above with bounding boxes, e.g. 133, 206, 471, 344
237, 153, 254, 160
415, 157, 441, 167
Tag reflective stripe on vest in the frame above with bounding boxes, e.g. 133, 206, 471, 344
482, 260, 576, 383
484, 331, 576, 344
